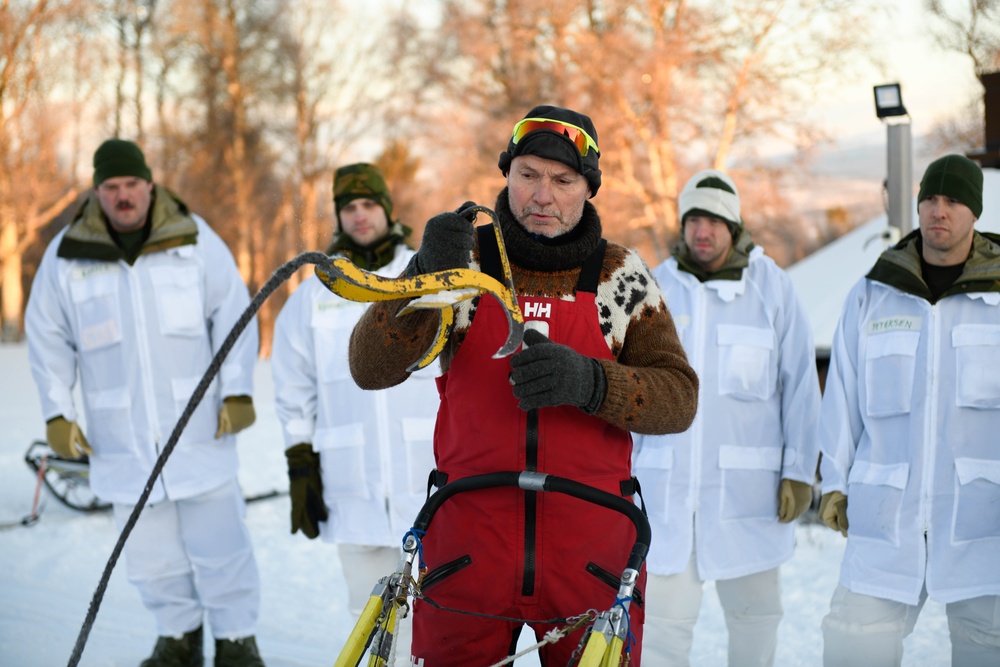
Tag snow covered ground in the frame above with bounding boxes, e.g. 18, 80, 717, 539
0, 341, 951, 666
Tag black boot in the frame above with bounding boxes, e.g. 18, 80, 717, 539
214, 636, 265, 667
139, 626, 204, 667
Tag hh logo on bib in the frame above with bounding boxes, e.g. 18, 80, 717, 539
523, 301, 552, 318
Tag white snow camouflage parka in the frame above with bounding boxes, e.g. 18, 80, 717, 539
25, 187, 258, 505
634, 245, 821, 580
271, 245, 438, 546
820, 230, 1000, 605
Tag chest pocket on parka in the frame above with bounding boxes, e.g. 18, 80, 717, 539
148, 266, 205, 338
952, 324, 1000, 409
864, 331, 919, 417
70, 269, 124, 352
717, 324, 775, 401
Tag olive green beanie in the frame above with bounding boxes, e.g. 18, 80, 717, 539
93, 139, 152, 187
917, 154, 983, 218
333, 163, 394, 226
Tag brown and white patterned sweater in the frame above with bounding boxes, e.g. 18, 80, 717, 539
349, 189, 698, 436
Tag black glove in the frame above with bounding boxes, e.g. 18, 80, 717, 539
410, 201, 477, 275
285, 443, 328, 539
509, 329, 607, 413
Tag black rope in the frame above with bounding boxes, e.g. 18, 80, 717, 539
67, 251, 331, 667
414, 594, 573, 627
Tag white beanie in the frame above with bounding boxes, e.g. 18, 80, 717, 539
678, 169, 741, 228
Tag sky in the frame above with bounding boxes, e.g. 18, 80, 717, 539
799, 0, 984, 150
0, 342, 955, 666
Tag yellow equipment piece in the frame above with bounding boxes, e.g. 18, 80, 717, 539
577, 629, 612, 667
334, 594, 385, 667
574, 566, 639, 666
315, 206, 523, 371
604, 636, 626, 666
366, 602, 399, 667
577, 630, 627, 667
333, 533, 420, 667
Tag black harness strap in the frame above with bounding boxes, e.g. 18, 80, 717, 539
477, 225, 503, 285
575, 238, 606, 294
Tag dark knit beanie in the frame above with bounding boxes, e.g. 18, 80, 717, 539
93, 139, 152, 187
918, 154, 983, 218
498, 105, 602, 197
333, 163, 394, 226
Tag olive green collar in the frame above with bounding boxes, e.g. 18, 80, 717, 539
327, 220, 413, 271
58, 185, 198, 263
673, 226, 755, 282
867, 230, 1000, 301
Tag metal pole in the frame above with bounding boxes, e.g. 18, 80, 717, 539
886, 121, 913, 234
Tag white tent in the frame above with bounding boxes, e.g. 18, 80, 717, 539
788, 168, 1000, 356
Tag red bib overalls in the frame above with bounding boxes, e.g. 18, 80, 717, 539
410, 240, 646, 666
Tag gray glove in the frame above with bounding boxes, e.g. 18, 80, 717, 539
409, 201, 477, 275
509, 329, 606, 413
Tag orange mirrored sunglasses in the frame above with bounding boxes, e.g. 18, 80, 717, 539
510, 118, 600, 157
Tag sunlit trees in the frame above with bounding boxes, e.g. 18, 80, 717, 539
2, 0, 890, 346
0, 0, 90, 341
391, 0, 881, 262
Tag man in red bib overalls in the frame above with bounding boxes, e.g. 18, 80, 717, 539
349, 105, 699, 666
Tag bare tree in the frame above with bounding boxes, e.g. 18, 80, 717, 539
390, 0, 882, 263
9, 1, 887, 348
0, 0, 89, 341
926, 97, 987, 155
927, 0, 1000, 73
925, 0, 1000, 155
278, 0, 395, 266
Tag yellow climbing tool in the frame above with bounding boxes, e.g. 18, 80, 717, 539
333, 534, 420, 667
315, 205, 523, 371
575, 568, 639, 666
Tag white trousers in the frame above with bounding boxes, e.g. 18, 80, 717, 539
644, 553, 783, 667
822, 584, 1000, 666
338, 543, 412, 667
113, 481, 260, 639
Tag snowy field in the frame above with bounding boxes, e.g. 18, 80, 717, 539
0, 341, 951, 666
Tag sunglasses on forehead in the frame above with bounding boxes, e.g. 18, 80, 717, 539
510, 118, 600, 157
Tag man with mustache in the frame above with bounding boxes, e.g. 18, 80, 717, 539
271, 163, 437, 665
632, 169, 821, 666
818, 154, 1000, 665
25, 139, 264, 667
348, 105, 699, 665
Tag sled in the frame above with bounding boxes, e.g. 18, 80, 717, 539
334, 471, 650, 667
22, 440, 283, 517
24, 440, 110, 513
